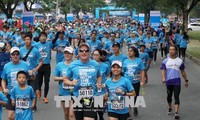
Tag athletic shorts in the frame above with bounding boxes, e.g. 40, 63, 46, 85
147, 52, 153, 59
74, 111, 97, 120
28, 78, 38, 92
108, 112, 129, 120
6, 94, 15, 111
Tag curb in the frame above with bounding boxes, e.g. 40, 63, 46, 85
186, 53, 200, 65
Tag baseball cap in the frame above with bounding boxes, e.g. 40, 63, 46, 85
111, 60, 122, 68
10, 47, 20, 54
64, 46, 74, 54
16, 29, 20, 32
0, 42, 6, 48
112, 42, 120, 48
79, 43, 90, 49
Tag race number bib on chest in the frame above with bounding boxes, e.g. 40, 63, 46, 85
16, 98, 29, 109
79, 87, 93, 97
111, 97, 125, 110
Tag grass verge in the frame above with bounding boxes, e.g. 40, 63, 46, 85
187, 40, 200, 59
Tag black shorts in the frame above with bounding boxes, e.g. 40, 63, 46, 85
74, 111, 97, 120
6, 94, 15, 111
147, 52, 153, 59
28, 78, 38, 92
108, 112, 129, 120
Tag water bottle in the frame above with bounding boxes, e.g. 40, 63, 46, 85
140, 87, 145, 95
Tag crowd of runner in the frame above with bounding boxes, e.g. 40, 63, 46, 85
0, 17, 189, 120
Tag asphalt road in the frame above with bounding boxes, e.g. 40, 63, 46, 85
2, 48, 200, 120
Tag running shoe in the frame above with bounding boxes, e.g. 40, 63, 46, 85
168, 108, 172, 115
174, 112, 180, 119
37, 90, 41, 99
43, 97, 48, 103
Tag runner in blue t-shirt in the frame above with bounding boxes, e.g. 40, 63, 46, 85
20, 33, 43, 112
53, 31, 69, 64
123, 46, 145, 117
64, 43, 102, 120
104, 60, 135, 119
34, 32, 54, 104
11, 71, 35, 120
151, 31, 159, 64
54, 46, 75, 120
92, 49, 110, 120
1, 47, 31, 120
139, 44, 150, 84
109, 42, 127, 65
179, 32, 189, 62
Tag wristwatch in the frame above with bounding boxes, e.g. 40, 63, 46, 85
185, 79, 189, 82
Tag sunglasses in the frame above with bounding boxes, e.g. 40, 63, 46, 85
79, 49, 90, 53
11, 53, 20, 56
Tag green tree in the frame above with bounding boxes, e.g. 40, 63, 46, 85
0, 0, 21, 18
161, 0, 200, 31
23, 0, 38, 11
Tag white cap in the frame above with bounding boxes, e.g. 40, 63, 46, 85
10, 47, 20, 54
64, 46, 74, 53
111, 60, 122, 67
0, 42, 6, 48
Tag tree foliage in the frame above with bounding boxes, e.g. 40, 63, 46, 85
0, 0, 21, 18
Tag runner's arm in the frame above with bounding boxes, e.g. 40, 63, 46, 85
161, 69, 166, 83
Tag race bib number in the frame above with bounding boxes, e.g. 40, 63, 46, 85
152, 43, 157, 47
79, 87, 93, 97
16, 98, 29, 109
40, 51, 47, 58
133, 73, 140, 81
62, 83, 74, 89
111, 97, 125, 110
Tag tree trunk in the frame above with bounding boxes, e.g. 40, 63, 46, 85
182, 10, 189, 33
4, 9, 13, 19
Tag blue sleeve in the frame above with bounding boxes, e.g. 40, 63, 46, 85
54, 65, 60, 76
0, 92, 8, 103
160, 63, 166, 70
180, 63, 185, 70
106, 65, 111, 76
30, 87, 35, 99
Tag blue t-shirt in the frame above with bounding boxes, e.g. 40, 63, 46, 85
109, 54, 127, 65
20, 47, 42, 70
87, 40, 102, 53
139, 52, 149, 67
160, 57, 185, 85
126, 37, 139, 48
180, 37, 189, 48
0, 52, 10, 75
0, 91, 8, 120
123, 58, 145, 84
1, 61, 29, 94
105, 76, 134, 114
144, 37, 153, 52
54, 62, 72, 96
174, 33, 181, 45
11, 85, 35, 120
98, 62, 110, 95
54, 39, 69, 64
151, 36, 159, 49
159, 32, 164, 43
66, 60, 101, 97
103, 41, 115, 59
35, 41, 53, 64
